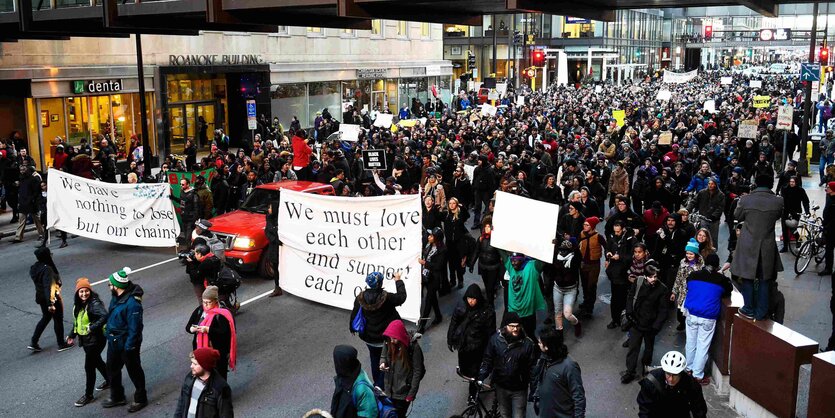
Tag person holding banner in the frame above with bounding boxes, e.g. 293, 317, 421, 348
417, 228, 447, 334
265, 201, 282, 297
178, 177, 201, 249
349, 271, 407, 389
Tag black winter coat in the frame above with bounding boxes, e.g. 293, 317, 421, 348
174, 371, 234, 418
637, 368, 707, 418
443, 209, 470, 252
30, 262, 58, 306
470, 234, 502, 272
180, 188, 201, 223
69, 294, 108, 347
478, 329, 538, 391
473, 165, 496, 192
625, 279, 670, 332
780, 185, 810, 218
350, 280, 407, 345
543, 249, 581, 289
530, 354, 586, 418
186, 306, 232, 357
448, 285, 496, 353
451, 178, 473, 208
18, 173, 40, 213
604, 232, 635, 285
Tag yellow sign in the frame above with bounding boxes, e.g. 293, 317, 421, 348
397, 119, 418, 128
753, 95, 771, 108
613, 110, 626, 127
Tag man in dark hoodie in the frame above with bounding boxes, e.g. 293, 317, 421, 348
530, 327, 586, 418
28, 247, 73, 352
654, 214, 688, 288
478, 312, 538, 418
349, 271, 406, 389
622, 259, 669, 384
330, 345, 378, 418
14, 165, 43, 243
448, 284, 496, 397
102, 267, 148, 413
472, 155, 496, 228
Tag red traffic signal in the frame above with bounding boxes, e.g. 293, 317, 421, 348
821, 46, 830, 64
532, 50, 545, 67
704, 25, 712, 40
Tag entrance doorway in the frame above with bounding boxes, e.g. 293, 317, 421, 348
168, 101, 218, 154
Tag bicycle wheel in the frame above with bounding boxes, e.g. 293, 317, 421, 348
789, 225, 809, 257
795, 241, 814, 275
460, 404, 483, 418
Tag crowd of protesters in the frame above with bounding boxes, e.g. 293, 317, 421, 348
16, 64, 835, 417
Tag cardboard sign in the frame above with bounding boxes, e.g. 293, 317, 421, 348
362, 149, 387, 170
738, 122, 759, 139
656, 90, 672, 101
703, 100, 716, 114
613, 110, 626, 127
338, 123, 362, 142
491, 191, 559, 263
658, 131, 673, 145
373, 113, 394, 128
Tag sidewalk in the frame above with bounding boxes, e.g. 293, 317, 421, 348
0, 209, 36, 240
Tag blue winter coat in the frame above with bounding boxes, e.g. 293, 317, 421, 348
684, 173, 718, 193
106, 283, 144, 352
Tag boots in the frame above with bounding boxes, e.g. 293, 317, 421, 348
269, 286, 283, 297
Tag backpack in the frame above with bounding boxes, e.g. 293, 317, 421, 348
352, 379, 399, 418
214, 266, 242, 294
351, 306, 366, 334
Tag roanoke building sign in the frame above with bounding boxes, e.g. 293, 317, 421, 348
168, 54, 265, 66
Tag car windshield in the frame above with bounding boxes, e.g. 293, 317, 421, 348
240, 188, 279, 214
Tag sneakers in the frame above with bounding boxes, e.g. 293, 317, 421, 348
27, 344, 43, 352
128, 402, 148, 413
268, 287, 283, 297
101, 398, 127, 408
737, 311, 755, 321
57, 343, 74, 352
622, 339, 630, 348
96, 382, 110, 391
620, 371, 637, 384
606, 320, 620, 329
74, 395, 94, 407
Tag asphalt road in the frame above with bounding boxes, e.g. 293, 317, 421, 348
2, 180, 830, 417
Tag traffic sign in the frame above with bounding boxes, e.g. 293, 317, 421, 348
246, 100, 257, 130
801, 63, 821, 82
776, 105, 793, 130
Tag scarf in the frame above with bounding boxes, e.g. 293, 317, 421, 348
198, 307, 238, 370
556, 251, 574, 268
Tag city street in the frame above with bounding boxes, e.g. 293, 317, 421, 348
5, 178, 829, 417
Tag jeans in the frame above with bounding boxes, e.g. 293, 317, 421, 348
107, 345, 147, 404
83, 341, 108, 397
580, 262, 601, 313
685, 315, 716, 379
495, 386, 527, 418
626, 328, 657, 375
472, 190, 492, 223
32, 300, 64, 346
366, 344, 384, 389
739, 279, 771, 320
419, 277, 441, 332
554, 286, 578, 318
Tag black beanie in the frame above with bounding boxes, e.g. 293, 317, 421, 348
502, 311, 521, 327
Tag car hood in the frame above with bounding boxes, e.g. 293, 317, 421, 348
208, 210, 267, 236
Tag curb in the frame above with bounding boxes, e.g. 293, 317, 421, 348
0, 225, 36, 240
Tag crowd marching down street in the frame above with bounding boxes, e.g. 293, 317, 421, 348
4, 67, 835, 418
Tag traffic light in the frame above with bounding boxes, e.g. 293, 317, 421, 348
532, 50, 545, 67
821, 46, 830, 65
704, 25, 712, 40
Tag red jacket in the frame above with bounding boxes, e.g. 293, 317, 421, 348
291, 135, 312, 168
642, 208, 669, 237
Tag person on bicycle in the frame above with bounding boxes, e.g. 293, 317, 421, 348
686, 177, 724, 245
636, 351, 707, 418
186, 244, 223, 304
478, 312, 538, 418
778, 176, 810, 253
380, 320, 425, 416
529, 327, 586, 418
448, 284, 495, 398
185, 286, 236, 380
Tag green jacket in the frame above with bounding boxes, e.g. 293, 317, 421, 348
351, 371, 379, 418
500, 251, 547, 317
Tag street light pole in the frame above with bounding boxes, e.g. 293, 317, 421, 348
492, 15, 498, 77
135, 32, 153, 181
800, 1, 819, 177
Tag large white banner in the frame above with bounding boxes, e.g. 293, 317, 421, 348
490, 191, 559, 263
46, 169, 179, 247
277, 190, 422, 322
663, 69, 698, 84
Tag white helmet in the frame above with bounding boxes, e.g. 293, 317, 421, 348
660, 351, 687, 375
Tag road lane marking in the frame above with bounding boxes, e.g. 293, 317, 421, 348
240, 290, 274, 306
91, 257, 180, 286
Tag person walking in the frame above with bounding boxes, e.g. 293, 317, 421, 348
683, 254, 732, 385
349, 271, 407, 389
265, 200, 283, 297
529, 327, 586, 418
174, 348, 234, 418
102, 268, 148, 413
417, 228, 446, 333
13, 165, 44, 243
637, 351, 707, 418
671, 239, 704, 331
448, 284, 495, 398
622, 259, 669, 384
500, 250, 547, 339
380, 320, 426, 416
67, 278, 110, 407
577, 216, 605, 318
731, 175, 784, 319
478, 312, 538, 418
546, 240, 583, 338
178, 177, 201, 249
468, 217, 503, 306
28, 246, 73, 352
330, 345, 379, 418
443, 197, 470, 291
186, 286, 237, 380
38, 180, 68, 248
604, 221, 635, 330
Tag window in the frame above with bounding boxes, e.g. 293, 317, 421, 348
342, 28, 356, 38
307, 27, 324, 37
420, 23, 430, 39
370, 19, 383, 38
397, 21, 408, 38
277, 26, 288, 35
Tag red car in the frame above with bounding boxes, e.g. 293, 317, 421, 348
208, 180, 335, 275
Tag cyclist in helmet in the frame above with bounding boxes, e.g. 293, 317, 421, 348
636, 351, 707, 418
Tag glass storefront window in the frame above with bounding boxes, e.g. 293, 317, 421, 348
39, 98, 66, 169
308, 81, 340, 127
89, 95, 112, 150
385, 79, 398, 114
66, 96, 89, 147
112, 94, 133, 157
270, 83, 307, 132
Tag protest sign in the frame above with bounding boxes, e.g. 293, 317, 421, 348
516, 95, 525, 106
463, 164, 475, 181
703, 100, 716, 114
490, 191, 559, 263
167, 168, 217, 220
613, 110, 626, 127
656, 90, 672, 101
737, 122, 759, 139
753, 95, 770, 108
46, 169, 180, 247
749, 80, 762, 89
397, 119, 418, 128
658, 131, 673, 145
277, 191, 422, 322
338, 123, 362, 142
663, 69, 698, 84
481, 103, 498, 117
373, 113, 394, 128
362, 149, 387, 170
721, 77, 733, 85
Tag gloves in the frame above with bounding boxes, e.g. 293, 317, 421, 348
406, 396, 414, 403
448, 344, 454, 352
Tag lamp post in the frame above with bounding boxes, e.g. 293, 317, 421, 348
799, 1, 819, 177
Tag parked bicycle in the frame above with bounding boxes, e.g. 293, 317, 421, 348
794, 216, 825, 275
788, 204, 821, 257
456, 367, 501, 418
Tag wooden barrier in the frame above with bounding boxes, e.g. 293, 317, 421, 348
730, 315, 819, 418
808, 351, 835, 418
711, 288, 744, 375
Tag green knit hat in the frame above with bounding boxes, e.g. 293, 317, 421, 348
108, 267, 132, 289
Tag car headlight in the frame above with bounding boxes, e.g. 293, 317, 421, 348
232, 237, 256, 250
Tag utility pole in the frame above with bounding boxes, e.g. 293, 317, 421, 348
513, 17, 519, 89
492, 14, 498, 77
136, 33, 152, 181
800, 1, 819, 177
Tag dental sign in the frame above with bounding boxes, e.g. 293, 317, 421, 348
71, 79, 122, 94
759, 29, 791, 41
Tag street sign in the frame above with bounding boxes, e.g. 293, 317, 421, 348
246, 100, 257, 130
777, 105, 794, 130
801, 63, 821, 82
362, 149, 387, 170
812, 80, 820, 99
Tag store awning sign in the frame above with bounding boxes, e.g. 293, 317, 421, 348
71, 79, 122, 94
357, 68, 388, 79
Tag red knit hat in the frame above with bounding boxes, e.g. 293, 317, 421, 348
193, 348, 220, 371
585, 216, 600, 230
828, 181, 835, 191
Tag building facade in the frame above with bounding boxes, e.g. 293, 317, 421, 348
0, 20, 451, 170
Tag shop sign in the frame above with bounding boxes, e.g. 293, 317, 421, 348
357, 68, 388, 79
168, 54, 264, 66
71, 79, 122, 94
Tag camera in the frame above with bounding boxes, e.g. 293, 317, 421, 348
178, 250, 195, 260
